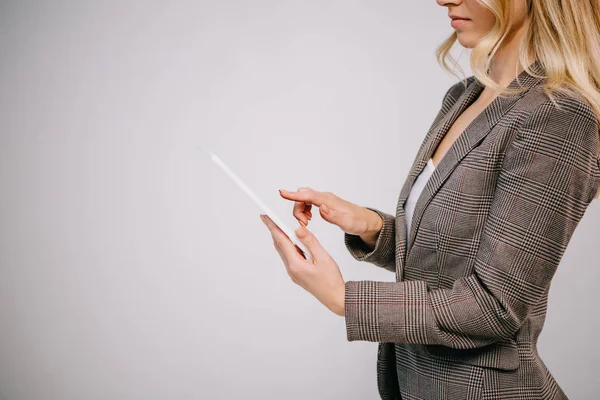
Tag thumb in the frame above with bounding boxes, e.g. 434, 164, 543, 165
295, 225, 327, 260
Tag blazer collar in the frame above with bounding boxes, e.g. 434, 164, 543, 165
395, 59, 546, 280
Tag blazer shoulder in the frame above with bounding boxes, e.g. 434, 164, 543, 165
427, 76, 478, 132
521, 90, 599, 137
549, 91, 598, 124
448, 75, 476, 97
516, 91, 600, 188
440, 76, 477, 107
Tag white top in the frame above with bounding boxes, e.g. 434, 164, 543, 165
405, 158, 436, 240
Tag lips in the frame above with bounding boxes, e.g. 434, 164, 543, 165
449, 14, 470, 20
450, 18, 470, 28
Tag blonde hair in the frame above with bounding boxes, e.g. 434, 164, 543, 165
435, 0, 600, 200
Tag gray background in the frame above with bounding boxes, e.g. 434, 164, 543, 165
0, 1, 598, 399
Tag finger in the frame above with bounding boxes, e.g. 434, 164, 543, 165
281, 187, 321, 225
279, 187, 328, 208
294, 224, 327, 261
261, 213, 289, 239
264, 216, 306, 282
261, 214, 291, 244
264, 217, 293, 270
289, 187, 312, 226
293, 198, 310, 226
272, 238, 288, 266
264, 215, 305, 263
273, 240, 300, 282
276, 241, 302, 285
298, 187, 313, 221
295, 244, 307, 260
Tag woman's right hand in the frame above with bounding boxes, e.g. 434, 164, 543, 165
278, 187, 382, 237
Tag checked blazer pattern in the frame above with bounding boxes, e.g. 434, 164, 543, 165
343, 60, 600, 400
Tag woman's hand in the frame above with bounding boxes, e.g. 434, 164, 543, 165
278, 187, 381, 236
259, 213, 345, 317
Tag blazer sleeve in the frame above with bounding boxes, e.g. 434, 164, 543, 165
344, 207, 397, 272
344, 95, 600, 347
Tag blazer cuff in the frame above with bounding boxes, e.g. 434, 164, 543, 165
344, 280, 423, 343
343, 207, 396, 269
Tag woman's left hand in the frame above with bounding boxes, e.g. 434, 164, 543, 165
260, 214, 345, 317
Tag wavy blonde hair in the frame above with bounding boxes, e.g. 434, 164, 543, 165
435, 0, 600, 200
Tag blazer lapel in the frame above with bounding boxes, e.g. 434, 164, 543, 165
395, 59, 545, 281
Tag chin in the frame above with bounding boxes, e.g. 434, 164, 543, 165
456, 34, 478, 49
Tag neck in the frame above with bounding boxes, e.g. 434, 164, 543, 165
487, 23, 535, 88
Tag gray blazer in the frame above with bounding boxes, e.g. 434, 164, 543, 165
343, 59, 600, 400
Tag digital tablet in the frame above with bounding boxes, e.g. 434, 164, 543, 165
197, 144, 312, 260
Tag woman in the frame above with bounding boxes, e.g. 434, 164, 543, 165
259, 0, 600, 398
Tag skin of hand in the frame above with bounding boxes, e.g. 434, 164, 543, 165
259, 213, 345, 317
278, 187, 377, 236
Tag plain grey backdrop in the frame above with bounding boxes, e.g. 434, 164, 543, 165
0, 1, 598, 399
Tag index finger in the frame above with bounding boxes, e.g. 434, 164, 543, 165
279, 188, 328, 206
